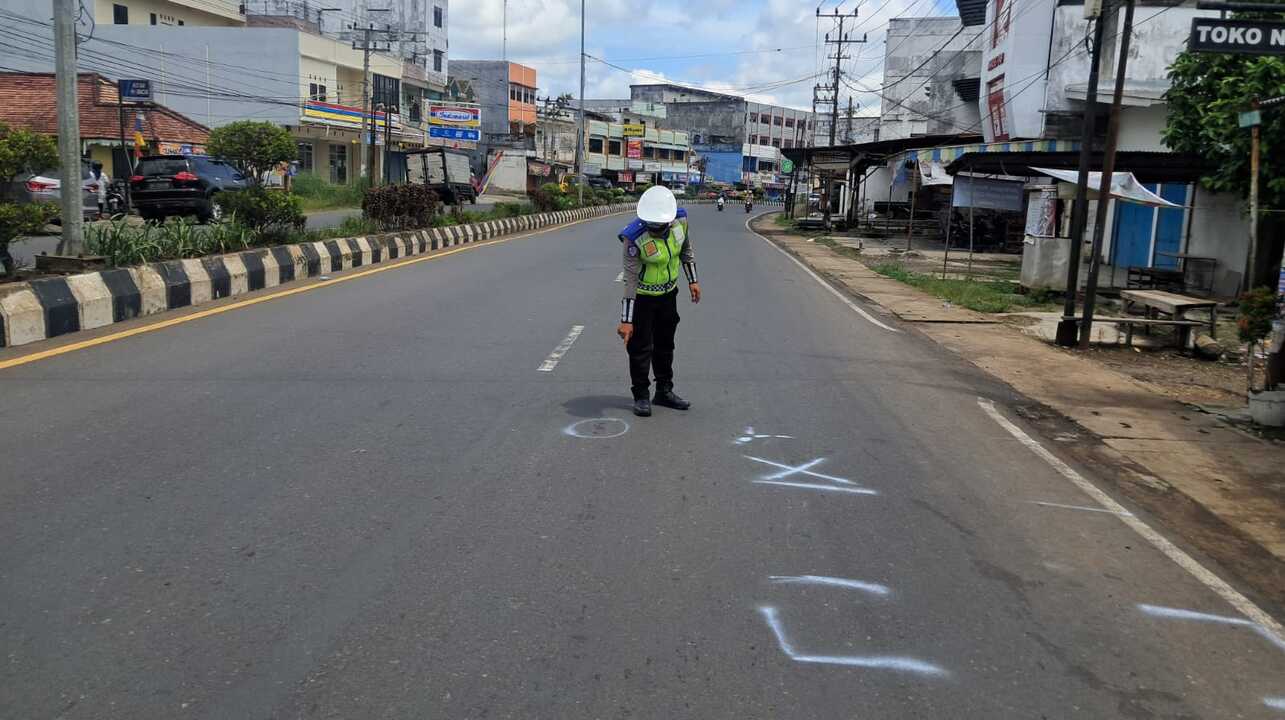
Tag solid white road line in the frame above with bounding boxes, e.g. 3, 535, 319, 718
977, 397, 1285, 645
743, 213, 899, 333
538, 325, 584, 372
1028, 500, 1134, 517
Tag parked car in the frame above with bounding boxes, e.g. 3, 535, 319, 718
129, 155, 249, 223
8, 160, 99, 223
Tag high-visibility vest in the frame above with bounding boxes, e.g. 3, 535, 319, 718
634, 219, 687, 296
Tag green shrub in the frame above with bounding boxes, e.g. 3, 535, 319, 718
216, 187, 305, 234
363, 183, 439, 230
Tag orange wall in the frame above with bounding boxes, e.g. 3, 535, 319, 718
508, 62, 537, 125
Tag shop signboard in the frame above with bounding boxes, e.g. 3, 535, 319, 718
623, 124, 645, 137
428, 102, 481, 142
626, 139, 643, 159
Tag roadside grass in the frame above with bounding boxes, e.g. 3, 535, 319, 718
291, 174, 367, 212
871, 261, 1058, 314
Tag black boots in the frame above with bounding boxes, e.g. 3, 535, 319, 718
633, 397, 652, 417
653, 389, 691, 410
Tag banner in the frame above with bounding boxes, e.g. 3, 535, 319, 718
951, 176, 1024, 211
626, 139, 643, 159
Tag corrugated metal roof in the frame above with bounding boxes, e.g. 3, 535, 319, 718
944, 151, 1217, 183
955, 0, 988, 26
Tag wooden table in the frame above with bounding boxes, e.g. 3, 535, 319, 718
1120, 289, 1218, 339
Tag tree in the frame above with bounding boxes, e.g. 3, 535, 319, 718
0, 122, 59, 275
1163, 10, 1285, 288
206, 121, 296, 185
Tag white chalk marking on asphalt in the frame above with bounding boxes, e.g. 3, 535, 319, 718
562, 418, 629, 439
1028, 500, 1133, 517
758, 606, 946, 676
745, 455, 854, 485
753, 480, 879, 496
978, 397, 1285, 646
744, 214, 899, 333
615, 270, 624, 282
1138, 604, 1285, 654
768, 575, 891, 596
538, 325, 584, 372
1265, 697, 1285, 710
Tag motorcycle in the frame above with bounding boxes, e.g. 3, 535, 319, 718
717, 198, 725, 212
104, 179, 127, 218
744, 198, 753, 213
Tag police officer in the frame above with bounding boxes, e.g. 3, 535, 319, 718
617, 186, 701, 417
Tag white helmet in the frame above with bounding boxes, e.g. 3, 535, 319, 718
636, 186, 677, 225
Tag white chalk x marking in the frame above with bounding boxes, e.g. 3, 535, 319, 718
745, 455, 855, 485
1264, 697, 1285, 711
734, 426, 794, 445
753, 480, 878, 496
538, 324, 584, 372
758, 606, 946, 676
977, 397, 1285, 647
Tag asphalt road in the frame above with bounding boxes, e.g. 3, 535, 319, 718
2, 206, 1283, 719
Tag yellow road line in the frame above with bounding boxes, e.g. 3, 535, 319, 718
0, 214, 611, 371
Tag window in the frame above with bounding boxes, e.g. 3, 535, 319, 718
643, 145, 655, 159
433, 50, 443, 72
588, 137, 604, 154
149, 12, 156, 24
298, 142, 314, 172
329, 144, 347, 184
510, 86, 518, 101
608, 139, 622, 155
783, 138, 793, 149
748, 134, 756, 144
772, 138, 781, 148
308, 83, 327, 102
433, 5, 443, 27
773, 115, 783, 126
112, 4, 128, 24
177, 19, 183, 25
409, 99, 421, 122
986, 75, 1008, 140
785, 117, 795, 128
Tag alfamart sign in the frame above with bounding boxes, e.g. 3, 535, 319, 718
1189, 18, 1285, 55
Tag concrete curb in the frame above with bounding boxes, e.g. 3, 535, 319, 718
0, 203, 636, 348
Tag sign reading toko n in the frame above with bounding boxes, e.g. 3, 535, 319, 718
1189, 18, 1285, 55
118, 79, 152, 103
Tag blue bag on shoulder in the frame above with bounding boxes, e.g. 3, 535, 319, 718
618, 207, 686, 243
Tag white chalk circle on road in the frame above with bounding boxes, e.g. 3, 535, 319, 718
563, 418, 630, 439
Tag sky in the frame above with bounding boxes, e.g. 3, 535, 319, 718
449, 0, 956, 114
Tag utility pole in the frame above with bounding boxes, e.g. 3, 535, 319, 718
352, 9, 391, 185
53, 0, 83, 256
576, 0, 586, 206
1055, 5, 1108, 347
819, 7, 864, 146
1241, 94, 1284, 290
845, 96, 854, 143
1080, 0, 1136, 349
502, 0, 507, 60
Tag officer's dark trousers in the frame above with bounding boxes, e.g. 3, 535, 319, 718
627, 289, 680, 400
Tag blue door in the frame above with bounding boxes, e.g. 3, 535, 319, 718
1111, 185, 1157, 268
1152, 183, 1188, 268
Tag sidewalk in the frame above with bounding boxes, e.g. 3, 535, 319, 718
755, 217, 1285, 610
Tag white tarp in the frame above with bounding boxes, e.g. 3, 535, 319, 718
1031, 167, 1180, 207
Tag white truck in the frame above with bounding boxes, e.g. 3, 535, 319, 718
406, 148, 478, 205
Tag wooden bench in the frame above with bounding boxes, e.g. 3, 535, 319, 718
1119, 289, 1218, 340
1091, 317, 1206, 348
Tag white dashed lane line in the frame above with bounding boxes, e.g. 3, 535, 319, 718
537, 325, 585, 372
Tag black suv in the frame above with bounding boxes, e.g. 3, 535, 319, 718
129, 155, 249, 223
